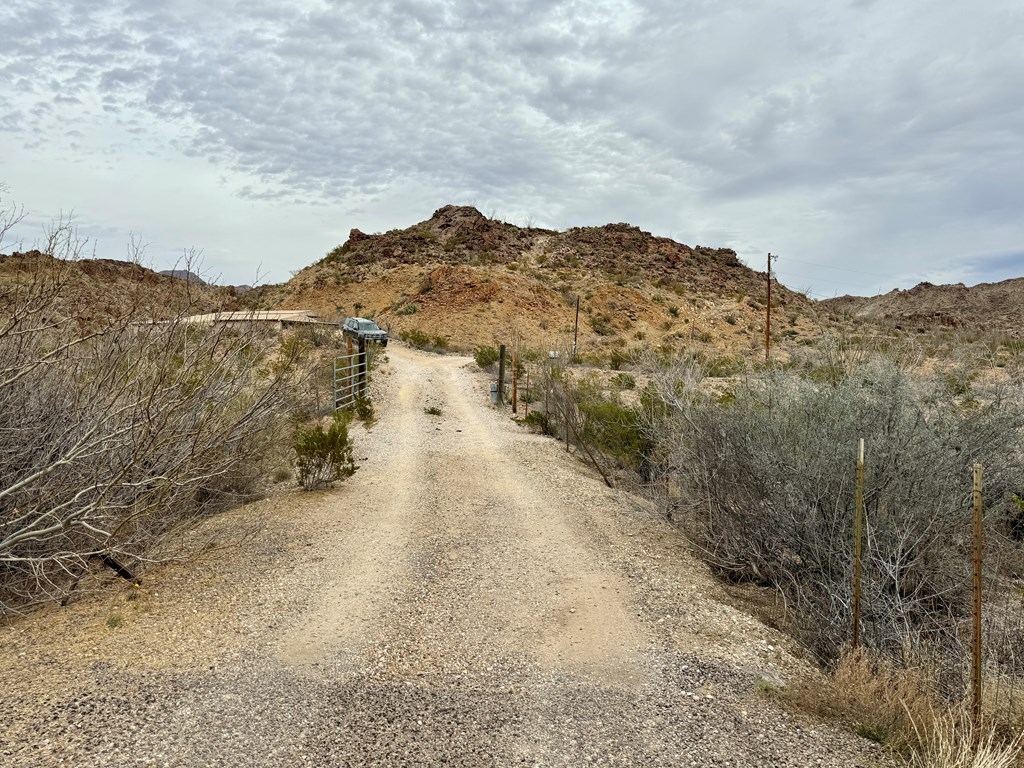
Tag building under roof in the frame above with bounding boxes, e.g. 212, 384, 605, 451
182, 310, 327, 328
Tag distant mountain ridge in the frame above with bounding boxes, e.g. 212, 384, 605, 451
159, 268, 252, 294
0, 250, 239, 328
159, 269, 207, 285
822, 277, 1024, 338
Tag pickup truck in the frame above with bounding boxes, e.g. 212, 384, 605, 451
342, 317, 389, 346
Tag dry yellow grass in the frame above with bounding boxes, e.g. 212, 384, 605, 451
781, 650, 1024, 767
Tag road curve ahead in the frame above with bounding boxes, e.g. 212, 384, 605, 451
1, 345, 891, 767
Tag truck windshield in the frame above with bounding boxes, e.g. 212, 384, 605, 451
358, 321, 380, 331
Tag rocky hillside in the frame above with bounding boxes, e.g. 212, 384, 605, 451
823, 277, 1024, 339
0, 251, 240, 329
269, 205, 819, 361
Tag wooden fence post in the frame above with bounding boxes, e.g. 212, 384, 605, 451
853, 438, 864, 650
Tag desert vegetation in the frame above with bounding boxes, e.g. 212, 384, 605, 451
523, 334, 1024, 763
0, 202, 349, 614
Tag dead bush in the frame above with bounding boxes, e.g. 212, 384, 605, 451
0, 215, 324, 613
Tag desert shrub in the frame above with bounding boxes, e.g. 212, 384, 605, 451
0, 210, 351, 613
399, 328, 449, 352
523, 410, 554, 436
611, 372, 636, 390
396, 303, 418, 315
588, 312, 613, 336
647, 355, 1024, 663
399, 328, 431, 348
700, 354, 744, 378
562, 378, 649, 471
608, 347, 631, 370
0, 306, 310, 612
354, 395, 375, 422
474, 345, 500, 368
293, 412, 357, 491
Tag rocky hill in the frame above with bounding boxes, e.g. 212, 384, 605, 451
823, 277, 1024, 339
0, 251, 241, 329
268, 205, 818, 361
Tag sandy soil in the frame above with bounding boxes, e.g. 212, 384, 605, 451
0, 344, 894, 767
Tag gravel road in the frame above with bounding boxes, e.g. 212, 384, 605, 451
1, 345, 894, 767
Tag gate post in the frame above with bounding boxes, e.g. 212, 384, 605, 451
497, 344, 506, 406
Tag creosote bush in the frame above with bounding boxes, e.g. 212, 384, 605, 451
399, 328, 450, 351
474, 344, 500, 369
293, 412, 357, 491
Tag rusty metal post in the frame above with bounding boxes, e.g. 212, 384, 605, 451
972, 463, 984, 752
853, 438, 864, 650
512, 351, 518, 414
497, 344, 506, 406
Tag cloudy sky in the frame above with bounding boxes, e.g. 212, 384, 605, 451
1, 0, 1022, 297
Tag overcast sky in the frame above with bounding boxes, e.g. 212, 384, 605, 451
2, 0, 1022, 297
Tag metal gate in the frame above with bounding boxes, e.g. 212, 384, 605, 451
333, 349, 367, 411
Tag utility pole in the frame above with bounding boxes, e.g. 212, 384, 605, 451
765, 253, 777, 364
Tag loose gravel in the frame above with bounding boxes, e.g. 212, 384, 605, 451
0, 345, 895, 767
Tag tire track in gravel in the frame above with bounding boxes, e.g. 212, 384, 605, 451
274, 369, 425, 669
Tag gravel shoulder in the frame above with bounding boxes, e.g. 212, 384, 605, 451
0, 345, 894, 767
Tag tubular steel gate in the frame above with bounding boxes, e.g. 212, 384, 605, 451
333, 342, 368, 412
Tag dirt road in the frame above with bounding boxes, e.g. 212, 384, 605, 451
1, 345, 891, 767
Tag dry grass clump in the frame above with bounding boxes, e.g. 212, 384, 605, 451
908, 709, 1023, 768
784, 650, 1023, 767
787, 649, 939, 752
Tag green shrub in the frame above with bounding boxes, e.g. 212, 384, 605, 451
294, 412, 357, 490
399, 329, 449, 352
355, 396, 375, 422
474, 345, 500, 368
523, 411, 554, 435
399, 328, 431, 348
588, 312, 614, 336
396, 303, 418, 315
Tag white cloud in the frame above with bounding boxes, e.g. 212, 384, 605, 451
0, 0, 1022, 294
